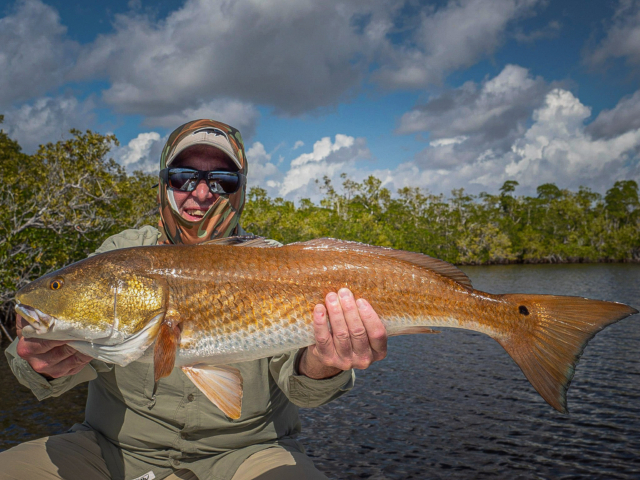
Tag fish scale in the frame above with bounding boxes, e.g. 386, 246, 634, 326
172, 248, 496, 366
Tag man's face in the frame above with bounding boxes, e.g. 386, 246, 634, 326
169, 144, 238, 222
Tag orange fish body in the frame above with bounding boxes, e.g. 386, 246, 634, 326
15, 237, 638, 419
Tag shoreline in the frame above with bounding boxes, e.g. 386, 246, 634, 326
455, 258, 640, 266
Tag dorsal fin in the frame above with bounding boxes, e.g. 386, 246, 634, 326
286, 238, 472, 289
198, 236, 279, 248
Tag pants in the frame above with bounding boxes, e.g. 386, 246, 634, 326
0, 431, 328, 480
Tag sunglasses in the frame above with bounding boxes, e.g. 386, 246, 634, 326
159, 168, 245, 195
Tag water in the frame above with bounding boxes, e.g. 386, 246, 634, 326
1, 264, 639, 479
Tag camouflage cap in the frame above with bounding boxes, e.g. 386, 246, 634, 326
165, 127, 242, 170
160, 119, 247, 172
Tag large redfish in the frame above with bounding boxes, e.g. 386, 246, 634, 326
14, 237, 637, 419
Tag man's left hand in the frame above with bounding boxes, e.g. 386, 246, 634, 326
298, 288, 388, 379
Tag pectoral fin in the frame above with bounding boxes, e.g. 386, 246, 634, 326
182, 365, 244, 420
153, 315, 181, 383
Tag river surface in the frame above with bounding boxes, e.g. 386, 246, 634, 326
1, 264, 639, 479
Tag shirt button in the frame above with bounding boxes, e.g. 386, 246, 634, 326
180, 432, 188, 440
187, 393, 195, 402
171, 458, 181, 467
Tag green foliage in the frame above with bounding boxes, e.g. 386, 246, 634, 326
605, 180, 639, 225
244, 177, 640, 265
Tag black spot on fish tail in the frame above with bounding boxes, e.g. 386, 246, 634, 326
519, 305, 530, 315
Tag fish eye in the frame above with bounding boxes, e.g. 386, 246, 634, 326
50, 279, 64, 290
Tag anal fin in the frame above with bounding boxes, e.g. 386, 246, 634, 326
182, 365, 244, 420
389, 326, 440, 337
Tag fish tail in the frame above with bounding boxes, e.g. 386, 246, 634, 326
496, 294, 637, 413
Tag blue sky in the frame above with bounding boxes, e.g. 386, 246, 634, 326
1, 0, 640, 200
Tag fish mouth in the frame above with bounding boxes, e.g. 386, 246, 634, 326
15, 302, 55, 335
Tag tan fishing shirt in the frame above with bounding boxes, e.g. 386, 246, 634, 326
5, 225, 355, 480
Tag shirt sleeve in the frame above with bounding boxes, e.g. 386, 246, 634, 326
4, 338, 112, 401
89, 225, 161, 257
269, 349, 355, 408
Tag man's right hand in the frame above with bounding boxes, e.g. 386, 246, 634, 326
15, 314, 92, 379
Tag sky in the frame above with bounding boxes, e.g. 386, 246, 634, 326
1, 0, 640, 201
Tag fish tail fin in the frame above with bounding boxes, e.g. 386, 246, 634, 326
496, 294, 637, 413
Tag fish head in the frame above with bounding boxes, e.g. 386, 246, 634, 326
15, 252, 166, 346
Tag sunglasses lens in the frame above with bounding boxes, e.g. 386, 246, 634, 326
207, 172, 240, 194
166, 169, 241, 194
168, 170, 199, 191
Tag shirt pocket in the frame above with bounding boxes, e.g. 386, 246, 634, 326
112, 362, 156, 407
232, 359, 276, 420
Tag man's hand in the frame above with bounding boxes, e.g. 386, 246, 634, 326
15, 315, 92, 379
298, 288, 388, 379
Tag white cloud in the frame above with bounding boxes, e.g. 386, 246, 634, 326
374, 0, 542, 89
3, 95, 95, 153
390, 88, 640, 195
398, 65, 548, 138
70, 0, 388, 116
0, 0, 78, 108
293, 140, 305, 150
398, 65, 550, 169
279, 134, 371, 198
586, 89, 640, 139
502, 89, 640, 190
141, 99, 260, 139
246, 141, 280, 193
586, 0, 640, 70
429, 136, 468, 148
112, 131, 165, 173
121, 85, 639, 202
0, 0, 553, 130
65, 0, 549, 119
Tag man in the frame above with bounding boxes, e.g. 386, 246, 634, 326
1, 119, 388, 480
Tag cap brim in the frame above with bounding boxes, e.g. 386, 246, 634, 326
167, 132, 242, 169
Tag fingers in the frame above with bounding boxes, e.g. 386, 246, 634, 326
16, 337, 68, 357
17, 337, 65, 360
39, 352, 91, 379
308, 289, 388, 375
356, 298, 388, 362
325, 292, 353, 365
311, 304, 335, 358
337, 289, 373, 368
16, 337, 92, 379
27, 345, 75, 374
